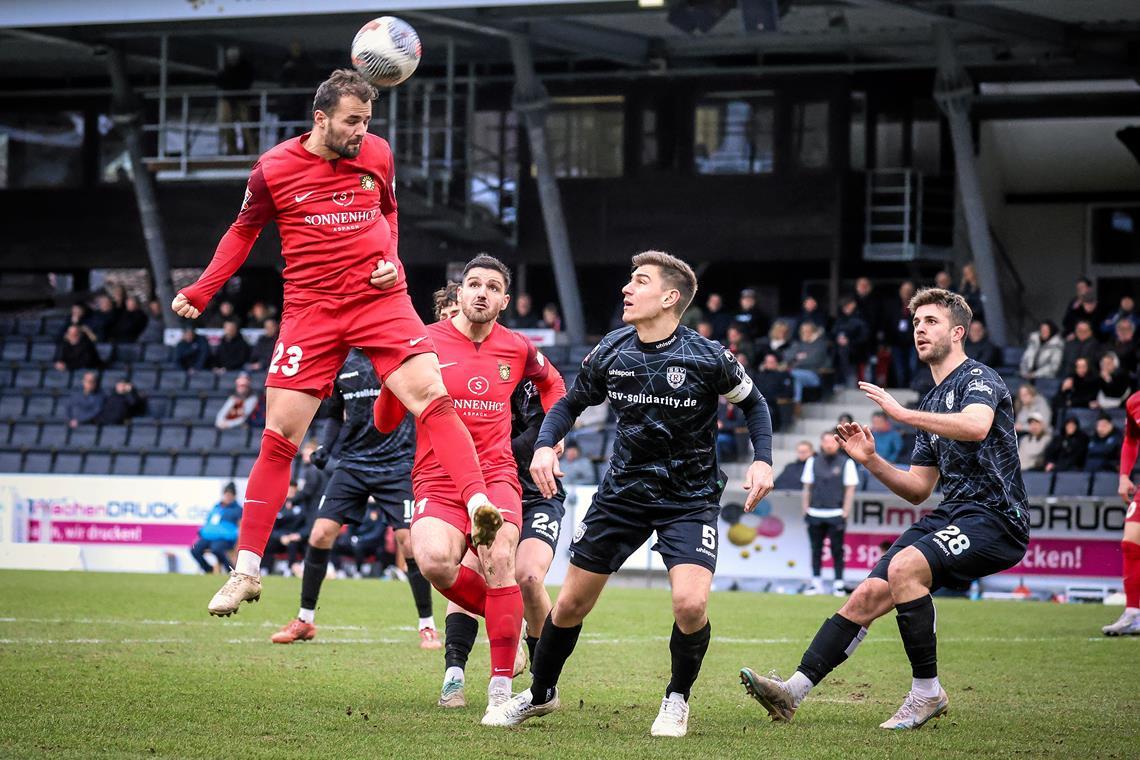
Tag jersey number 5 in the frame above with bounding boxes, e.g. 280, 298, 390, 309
269, 343, 303, 377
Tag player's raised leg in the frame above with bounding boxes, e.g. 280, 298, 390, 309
270, 516, 340, 642
208, 387, 321, 616
741, 578, 885, 721
652, 563, 713, 738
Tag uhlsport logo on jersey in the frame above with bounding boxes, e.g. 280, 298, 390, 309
666, 366, 687, 389
359, 173, 376, 191
331, 190, 355, 207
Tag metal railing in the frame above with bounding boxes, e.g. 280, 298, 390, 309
862, 168, 953, 261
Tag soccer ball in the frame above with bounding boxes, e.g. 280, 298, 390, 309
351, 16, 422, 88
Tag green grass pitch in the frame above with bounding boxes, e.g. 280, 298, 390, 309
0, 570, 1136, 759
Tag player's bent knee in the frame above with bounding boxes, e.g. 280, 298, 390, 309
887, 546, 929, 583
840, 579, 891, 625
672, 595, 708, 629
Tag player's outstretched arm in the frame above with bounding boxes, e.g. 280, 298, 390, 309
859, 382, 992, 442
171, 293, 201, 320
836, 422, 938, 505
530, 446, 565, 499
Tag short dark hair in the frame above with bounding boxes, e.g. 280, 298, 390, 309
907, 287, 972, 331
462, 254, 511, 292
313, 69, 378, 117
1077, 276, 1093, 287
631, 250, 698, 317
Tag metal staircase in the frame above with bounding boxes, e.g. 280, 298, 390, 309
862, 168, 954, 262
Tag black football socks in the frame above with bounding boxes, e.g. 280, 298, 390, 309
665, 621, 711, 700
529, 612, 582, 705
796, 613, 868, 685
895, 595, 938, 679
444, 612, 479, 672
405, 559, 434, 619
299, 544, 331, 612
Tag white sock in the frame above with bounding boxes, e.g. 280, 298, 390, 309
235, 550, 261, 577
466, 492, 489, 519
912, 676, 941, 699
489, 675, 511, 695
786, 671, 814, 704
666, 691, 686, 703
444, 666, 465, 684
1126, 607, 1140, 616
298, 608, 315, 624
419, 616, 436, 631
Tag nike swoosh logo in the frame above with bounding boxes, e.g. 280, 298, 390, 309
409, 336, 427, 346
294, 191, 315, 202
439, 362, 458, 369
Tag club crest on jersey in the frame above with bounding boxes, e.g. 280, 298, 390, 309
359, 174, 376, 191
573, 522, 587, 543
945, 389, 955, 409
331, 190, 355, 207
666, 366, 687, 389
498, 361, 511, 381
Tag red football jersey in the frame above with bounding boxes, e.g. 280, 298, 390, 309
411, 320, 565, 495
1121, 391, 1140, 477
183, 132, 401, 310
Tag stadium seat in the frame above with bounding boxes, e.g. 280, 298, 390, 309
157, 424, 189, 449
14, 368, 42, 388
0, 449, 22, 472
143, 453, 174, 477
170, 398, 203, 420
1, 338, 28, 362
1068, 408, 1100, 434
1034, 377, 1061, 401
10, 422, 40, 446
1051, 472, 1091, 497
1021, 471, 1052, 496
97, 425, 129, 448
126, 424, 159, 448
15, 317, 42, 337
42, 369, 71, 389
0, 421, 10, 445
542, 345, 570, 367
54, 452, 83, 474
1090, 471, 1120, 498
29, 341, 57, 363
217, 427, 250, 451
94, 343, 114, 364
114, 344, 142, 364
173, 454, 203, 477
1000, 346, 1024, 370
39, 423, 69, 447
247, 371, 267, 389
24, 394, 55, 419
187, 372, 217, 391
567, 345, 592, 365
572, 430, 606, 460
83, 452, 113, 475
68, 426, 99, 448
140, 342, 167, 363
187, 426, 218, 450
24, 451, 54, 473
158, 371, 188, 391
0, 367, 12, 387
147, 397, 170, 418
129, 367, 158, 389
112, 453, 143, 476
235, 454, 257, 474
0, 395, 25, 417
42, 317, 66, 336
204, 454, 235, 477
1107, 407, 1127, 430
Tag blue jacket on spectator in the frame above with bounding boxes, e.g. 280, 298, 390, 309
198, 501, 242, 543
173, 330, 211, 371
874, 427, 904, 464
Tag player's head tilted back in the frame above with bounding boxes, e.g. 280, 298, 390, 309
907, 287, 973, 366
433, 281, 460, 321
459, 254, 511, 325
310, 69, 378, 159
622, 250, 698, 328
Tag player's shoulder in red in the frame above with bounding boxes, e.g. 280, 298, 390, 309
490, 322, 535, 356
1128, 390, 1140, 419
360, 133, 394, 162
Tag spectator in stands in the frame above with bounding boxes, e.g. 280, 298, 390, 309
265, 483, 308, 576
107, 295, 149, 343
1100, 294, 1138, 338
55, 324, 102, 371
887, 280, 918, 386
203, 300, 239, 329
138, 300, 165, 343
248, 318, 278, 371
1085, 414, 1122, 473
541, 303, 562, 332
724, 324, 755, 366
507, 293, 541, 329
1018, 413, 1052, 471
837, 413, 854, 426
215, 373, 263, 430
1014, 383, 1052, 434
832, 295, 870, 386
560, 443, 596, 485
217, 45, 256, 155
1061, 320, 1103, 377
705, 292, 732, 342
293, 441, 329, 513
94, 377, 147, 424
1110, 318, 1138, 376
756, 319, 792, 363
107, 283, 128, 311
786, 321, 832, 401
173, 327, 211, 371
279, 40, 320, 132
800, 431, 856, 596
958, 263, 984, 321
1062, 277, 1093, 332
1019, 320, 1064, 380
66, 371, 106, 428
717, 397, 741, 462
774, 440, 815, 490
965, 319, 1002, 367
1063, 287, 1104, 339
934, 270, 953, 291
59, 303, 97, 342
695, 320, 714, 340
213, 318, 251, 371
680, 301, 704, 330
244, 301, 276, 329
732, 287, 770, 339
853, 276, 883, 341
1095, 352, 1132, 409
796, 294, 828, 333
870, 411, 903, 464
755, 352, 794, 431
1057, 357, 1099, 410
333, 506, 385, 578
1044, 415, 1089, 472
190, 482, 242, 573
85, 293, 119, 342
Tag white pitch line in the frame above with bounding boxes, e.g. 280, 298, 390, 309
0, 617, 369, 631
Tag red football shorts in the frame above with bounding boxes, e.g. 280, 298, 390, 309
265, 289, 434, 399
411, 479, 523, 536
1127, 501, 1140, 525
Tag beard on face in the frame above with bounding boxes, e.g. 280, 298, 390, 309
326, 125, 363, 158
920, 334, 952, 364
461, 301, 496, 324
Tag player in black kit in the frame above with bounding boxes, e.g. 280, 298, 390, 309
740, 287, 1029, 731
487, 251, 775, 737
269, 348, 440, 648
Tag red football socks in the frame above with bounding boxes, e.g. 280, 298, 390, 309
417, 396, 487, 505
437, 564, 487, 617
486, 585, 524, 678
236, 429, 298, 555
1123, 540, 1140, 609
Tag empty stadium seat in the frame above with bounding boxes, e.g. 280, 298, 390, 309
1021, 471, 1052, 496
173, 454, 203, 477
54, 452, 83, 474
112, 453, 142, 475
1000, 346, 1024, 370
0, 368, 12, 387
83, 452, 113, 475
28, 342, 57, 363
158, 424, 188, 448
0, 395, 25, 417
24, 394, 55, 419
187, 372, 217, 391
1, 338, 28, 361
129, 367, 158, 389
1090, 471, 1120, 498
235, 454, 257, 473
204, 454, 235, 477
0, 449, 22, 472
1067, 408, 1100, 434
42, 369, 71, 389
1034, 377, 1061, 400
42, 317, 66, 336
39, 423, 69, 447
171, 398, 203, 420
143, 343, 169, 363
127, 424, 159, 448
14, 368, 42, 388
15, 317, 41, 336
24, 451, 54, 473
158, 371, 188, 391
1052, 472, 1090, 497
542, 345, 570, 366
10, 422, 40, 446
217, 427, 250, 451
186, 426, 218, 450
68, 426, 99, 448
143, 453, 174, 477
146, 397, 170, 418
113, 344, 141, 363
97, 425, 129, 448
572, 430, 606, 460
95, 343, 114, 364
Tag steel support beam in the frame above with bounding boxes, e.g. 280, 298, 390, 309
933, 25, 1006, 346
509, 38, 586, 346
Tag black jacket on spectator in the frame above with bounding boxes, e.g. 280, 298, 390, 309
774, 460, 807, 490
85, 308, 119, 342
1060, 336, 1103, 377
755, 368, 794, 431
56, 335, 102, 370
250, 335, 275, 369
733, 308, 770, 341
965, 337, 1002, 368
832, 313, 871, 363
1063, 302, 1106, 338
213, 334, 252, 370
174, 335, 211, 370
94, 388, 148, 425
1085, 430, 1121, 472
855, 294, 884, 341
1111, 338, 1137, 375
1045, 426, 1089, 472
108, 308, 148, 343
1057, 371, 1099, 409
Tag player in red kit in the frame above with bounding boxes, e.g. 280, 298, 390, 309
1104, 391, 1140, 635
375, 255, 566, 722
170, 70, 501, 617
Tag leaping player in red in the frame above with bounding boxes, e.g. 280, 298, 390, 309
1104, 390, 1140, 635
374, 254, 565, 722
172, 69, 501, 617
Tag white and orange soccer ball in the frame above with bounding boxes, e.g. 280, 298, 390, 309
351, 16, 422, 88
